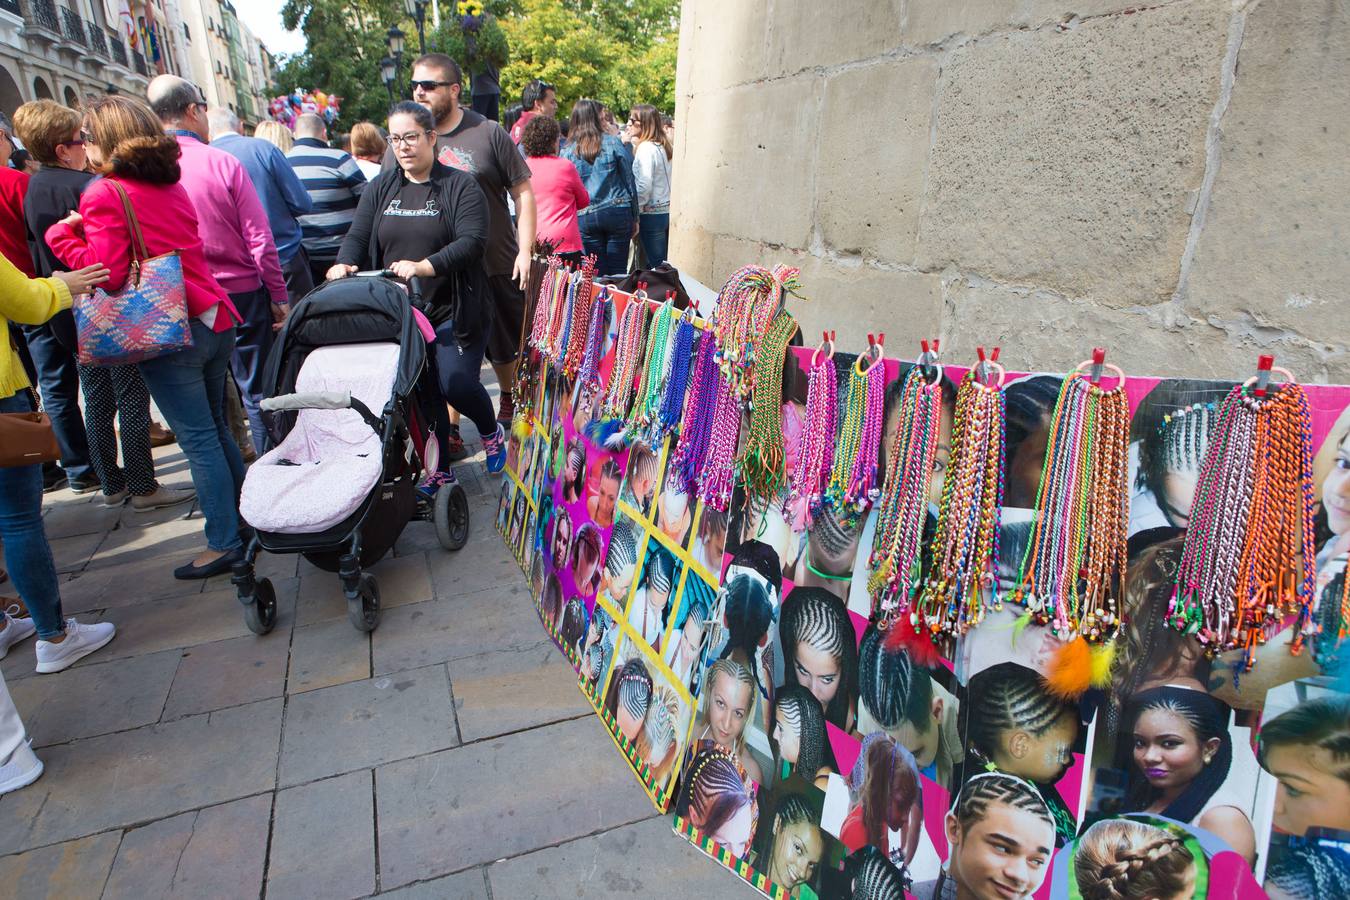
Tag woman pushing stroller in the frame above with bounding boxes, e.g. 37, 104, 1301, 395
328, 100, 506, 487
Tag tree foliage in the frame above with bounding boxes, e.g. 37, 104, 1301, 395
274, 0, 678, 131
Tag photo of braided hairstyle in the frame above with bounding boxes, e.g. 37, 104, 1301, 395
1265, 840, 1350, 899
950, 772, 1053, 837
570, 521, 605, 596
604, 517, 638, 580
1258, 694, 1350, 784
780, 587, 859, 730
1073, 818, 1197, 900
966, 662, 1072, 767
846, 733, 920, 851
603, 656, 653, 725
750, 789, 827, 892
846, 845, 909, 900
675, 746, 756, 853
558, 597, 588, 658
701, 658, 757, 752
775, 684, 829, 779
563, 438, 587, 503
1124, 686, 1231, 824
858, 623, 935, 734
638, 685, 681, 783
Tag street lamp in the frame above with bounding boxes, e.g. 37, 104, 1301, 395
379, 56, 397, 103
403, 0, 428, 56
386, 25, 407, 96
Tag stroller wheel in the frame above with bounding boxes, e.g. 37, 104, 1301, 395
347, 573, 381, 632
434, 483, 470, 551
244, 578, 278, 636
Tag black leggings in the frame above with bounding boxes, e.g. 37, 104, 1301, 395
431, 318, 496, 466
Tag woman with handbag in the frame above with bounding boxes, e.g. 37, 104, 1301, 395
46, 96, 246, 580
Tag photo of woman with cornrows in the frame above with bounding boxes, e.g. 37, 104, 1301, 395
780, 587, 859, 734
676, 746, 758, 859
691, 658, 763, 785
749, 779, 834, 898
773, 685, 836, 791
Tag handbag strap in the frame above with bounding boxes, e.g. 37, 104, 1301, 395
7, 327, 42, 412
108, 180, 149, 267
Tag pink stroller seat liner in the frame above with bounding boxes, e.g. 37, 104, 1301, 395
240, 343, 400, 535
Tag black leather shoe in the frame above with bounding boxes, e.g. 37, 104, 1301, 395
174, 548, 243, 580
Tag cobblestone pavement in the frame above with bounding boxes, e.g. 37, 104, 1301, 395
0, 379, 750, 899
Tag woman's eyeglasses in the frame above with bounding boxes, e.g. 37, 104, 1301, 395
389, 130, 431, 146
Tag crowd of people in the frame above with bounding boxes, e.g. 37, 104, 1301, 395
0, 54, 674, 798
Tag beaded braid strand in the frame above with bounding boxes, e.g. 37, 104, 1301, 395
696, 369, 742, 512
628, 302, 677, 440
738, 312, 799, 500
529, 258, 563, 351
824, 351, 885, 519
601, 297, 651, 421
670, 329, 718, 495
560, 256, 598, 377
576, 288, 611, 403
785, 351, 839, 531
711, 265, 801, 397
655, 309, 696, 443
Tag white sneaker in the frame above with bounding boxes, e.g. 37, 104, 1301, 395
35, 619, 116, 674
0, 740, 43, 796
130, 485, 196, 512
0, 613, 36, 660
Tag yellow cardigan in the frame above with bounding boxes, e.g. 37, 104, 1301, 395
0, 251, 72, 400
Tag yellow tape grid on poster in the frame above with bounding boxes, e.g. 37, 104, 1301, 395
672, 816, 787, 900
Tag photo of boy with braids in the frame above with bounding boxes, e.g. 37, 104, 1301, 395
1071, 816, 1201, 900
963, 662, 1081, 847
911, 772, 1056, 900
846, 844, 911, 900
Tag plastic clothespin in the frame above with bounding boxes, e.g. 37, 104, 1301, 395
977, 346, 988, 385
931, 338, 940, 355
991, 346, 1001, 363
1254, 354, 1275, 398
1089, 347, 1106, 386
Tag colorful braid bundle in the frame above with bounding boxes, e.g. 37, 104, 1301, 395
1007, 372, 1130, 689
824, 348, 885, 518
559, 256, 598, 376
655, 310, 696, 442
627, 301, 677, 441
1167, 380, 1316, 666
600, 297, 651, 421
695, 370, 741, 512
916, 367, 1006, 636
576, 287, 611, 403
785, 348, 838, 532
711, 264, 801, 397
669, 330, 719, 494
737, 312, 798, 500
869, 364, 947, 626
528, 257, 564, 351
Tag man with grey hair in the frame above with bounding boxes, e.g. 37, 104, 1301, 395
148, 74, 288, 457
207, 107, 314, 305
286, 113, 367, 285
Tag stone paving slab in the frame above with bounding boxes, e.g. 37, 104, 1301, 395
486, 816, 752, 898
426, 530, 521, 599
48, 530, 106, 575
9, 649, 180, 747
0, 830, 122, 900
41, 499, 127, 540
101, 793, 272, 900
445, 640, 591, 743
0, 698, 282, 855
294, 552, 433, 627
55, 553, 205, 617
269, 771, 375, 900
374, 869, 490, 899
372, 584, 543, 678
279, 664, 459, 788
288, 617, 372, 694
162, 632, 291, 720
374, 715, 654, 890
85, 508, 207, 570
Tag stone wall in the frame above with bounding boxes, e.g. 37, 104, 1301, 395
669, 0, 1350, 381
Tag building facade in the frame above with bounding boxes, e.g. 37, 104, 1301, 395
0, 0, 274, 128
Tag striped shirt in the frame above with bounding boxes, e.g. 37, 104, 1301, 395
286, 137, 367, 261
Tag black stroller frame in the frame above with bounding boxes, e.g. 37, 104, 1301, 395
231, 272, 469, 635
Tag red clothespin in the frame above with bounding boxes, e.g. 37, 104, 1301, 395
1254, 354, 1275, 398
977, 346, 988, 385
931, 338, 940, 354
991, 346, 1001, 363
1089, 347, 1106, 386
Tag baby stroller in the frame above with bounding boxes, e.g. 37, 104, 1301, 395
233, 271, 469, 635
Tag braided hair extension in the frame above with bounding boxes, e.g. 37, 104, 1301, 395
775, 684, 829, 778
1073, 818, 1197, 900
1124, 686, 1232, 824
675, 746, 755, 849
604, 518, 638, 578
847, 845, 910, 900
1258, 694, 1350, 784
847, 733, 920, 850
603, 656, 653, 724
1265, 839, 1350, 899
950, 772, 1054, 838
966, 662, 1072, 765
858, 623, 935, 733
780, 587, 859, 730
558, 598, 588, 658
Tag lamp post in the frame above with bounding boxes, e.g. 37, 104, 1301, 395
403, 0, 428, 56
386, 25, 406, 96
379, 56, 397, 103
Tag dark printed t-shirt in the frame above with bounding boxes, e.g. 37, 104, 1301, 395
376, 180, 451, 310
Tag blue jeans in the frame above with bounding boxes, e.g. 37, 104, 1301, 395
0, 392, 65, 638
578, 205, 635, 278
21, 323, 91, 481
227, 287, 276, 456
638, 212, 669, 268
137, 320, 244, 552
430, 318, 495, 471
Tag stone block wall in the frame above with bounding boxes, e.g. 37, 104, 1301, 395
668, 0, 1350, 381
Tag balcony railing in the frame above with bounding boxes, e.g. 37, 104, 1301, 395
26, 0, 60, 35
109, 33, 127, 66
132, 48, 147, 76
58, 5, 85, 45
0, 0, 21, 17
86, 19, 106, 56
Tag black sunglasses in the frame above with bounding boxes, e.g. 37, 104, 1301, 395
409, 80, 454, 93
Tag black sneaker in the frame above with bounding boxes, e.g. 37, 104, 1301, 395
445, 424, 469, 462
41, 465, 67, 494
67, 475, 101, 495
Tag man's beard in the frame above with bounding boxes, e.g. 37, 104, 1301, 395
423, 94, 454, 128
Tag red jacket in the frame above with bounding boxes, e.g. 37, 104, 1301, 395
0, 167, 35, 277
526, 155, 589, 254
46, 176, 240, 331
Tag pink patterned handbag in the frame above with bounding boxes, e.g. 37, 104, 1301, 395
73, 180, 192, 366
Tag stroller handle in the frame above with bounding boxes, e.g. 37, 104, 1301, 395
353, 269, 426, 309
261, 392, 384, 433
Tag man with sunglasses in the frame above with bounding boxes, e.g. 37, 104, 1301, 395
388, 53, 536, 451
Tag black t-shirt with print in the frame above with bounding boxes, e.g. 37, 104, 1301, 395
376, 180, 451, 311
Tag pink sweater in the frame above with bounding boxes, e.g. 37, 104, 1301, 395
46, 176, 241, 332
527, 155, 590, 254
173, 133, 287, 303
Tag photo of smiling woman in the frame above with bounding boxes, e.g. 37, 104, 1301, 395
964, 662, 1081, 847
911, 772, 1056, 900
1313, 409, 1350, 577
676, 746, 758, 859
1071, 816, 1203, 900
750, 782, 831, 898
780, 587, 859, 734
692, 658, 763, 785
1123, 686, 1255, 866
